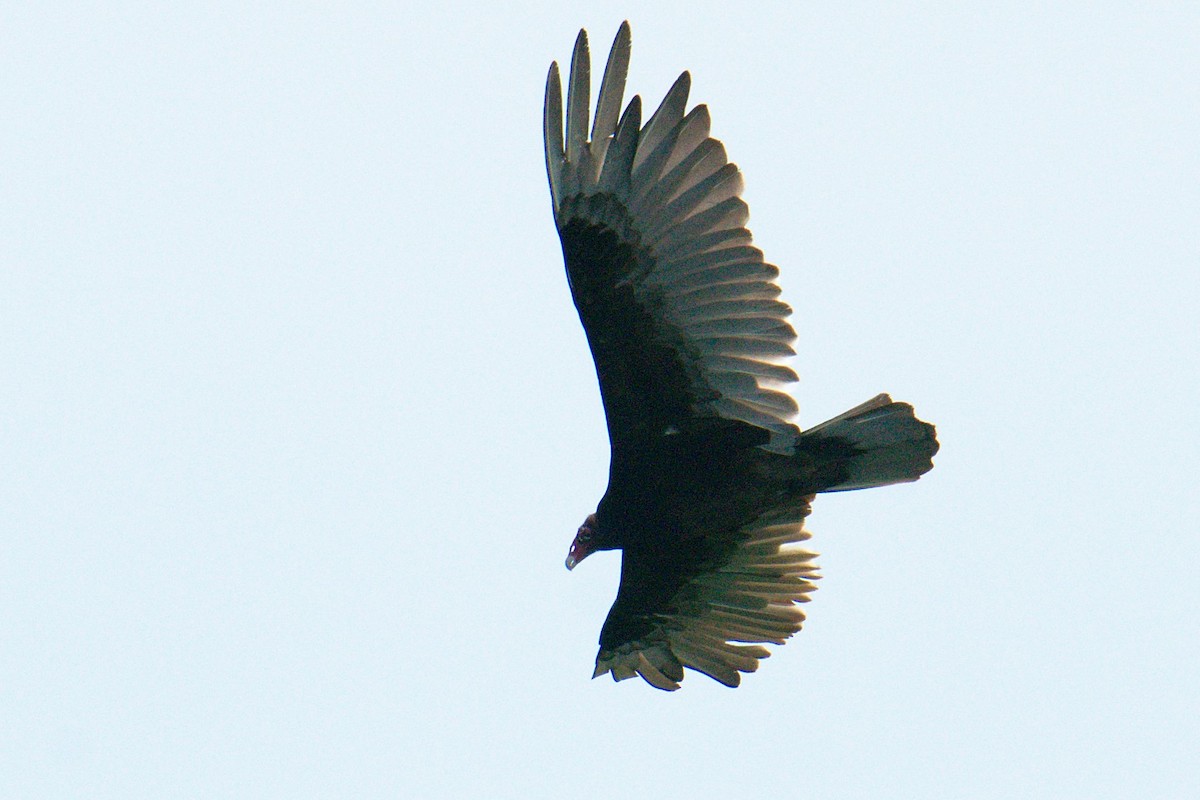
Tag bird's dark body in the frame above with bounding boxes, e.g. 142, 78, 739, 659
592, 414, 848, 554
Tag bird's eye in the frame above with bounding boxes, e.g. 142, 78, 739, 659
578, 530, 592, 542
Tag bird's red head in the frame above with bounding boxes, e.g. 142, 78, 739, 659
565, 513, 599, 570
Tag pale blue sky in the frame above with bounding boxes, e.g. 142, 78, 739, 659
3, 3, 1197, 798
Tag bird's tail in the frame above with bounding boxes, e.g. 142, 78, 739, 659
798, 394, 939, 492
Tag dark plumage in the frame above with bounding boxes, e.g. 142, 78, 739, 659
546, 22, 938, 690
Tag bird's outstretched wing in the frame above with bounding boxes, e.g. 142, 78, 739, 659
594, 501, 819, 691
545, 22, 800, 456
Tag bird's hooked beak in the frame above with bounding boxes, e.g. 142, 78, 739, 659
565, 513, 598, 570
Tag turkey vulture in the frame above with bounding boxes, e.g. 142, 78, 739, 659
544, 22, 938, 691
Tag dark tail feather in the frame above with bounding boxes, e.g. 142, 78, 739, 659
799, 394, 939, 492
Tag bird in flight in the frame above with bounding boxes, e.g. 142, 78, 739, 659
544, 22, 938, 690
